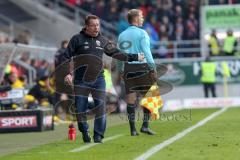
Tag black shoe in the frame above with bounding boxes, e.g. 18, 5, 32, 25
131, 130, 139, 136
94, 136, 103, 143
82, 132, 91, 143
140, 127, 156, 135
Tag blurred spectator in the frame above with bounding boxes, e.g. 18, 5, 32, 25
66, 0, 82, 6
9, 72, 24, 89
173, 0, 185, 7
0, 32, 10, 44
54, 40, 69, 113
143, 21, 159, 48
149, 15, 161, 34
223, 29, 237, 56
161, 15, 174, 39
55, 40, 69, 68
156, 0, 173, 17
174, 17, 184, 41
185, 13, 198, 40
106, 5, 119, 25
117, 8, 130, 34
161, 0, 173, 10
232, 0, 240, 4
209, 0, 228, 5
92, 0, 105, 19
158, 24, 168, 40
208, 0, 240, 4
173, 5, 183, 22
28, 76, 54, 106
37, 60, 50, 79
139, 1, 148, 18
13, 30, 31, 44
81, 0, 95, 13
156, 34, 170, 58
208, 29, 220, 56
8, 62, 21, 77
119, 0, 133, 10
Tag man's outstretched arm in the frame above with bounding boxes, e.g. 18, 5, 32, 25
103, 41, 144, 62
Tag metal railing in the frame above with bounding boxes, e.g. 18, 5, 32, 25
151, 39, 240, 58
13, 59, 36, 87
0, 43, 57, 87
151, 40, 201, 58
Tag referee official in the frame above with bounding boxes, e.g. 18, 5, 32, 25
118, 9, 157, 136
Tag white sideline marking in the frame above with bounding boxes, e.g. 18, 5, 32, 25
135, 107, 228, 160
70, 134, 123, 152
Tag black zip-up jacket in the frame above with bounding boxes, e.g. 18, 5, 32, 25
55, 47, 66, 68
63, 29, 139, 81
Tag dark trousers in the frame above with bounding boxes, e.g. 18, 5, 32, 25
74, 76, 106, 138
123, 63, 153, 95
124, 63, 154, 130
203, 83, 216, 98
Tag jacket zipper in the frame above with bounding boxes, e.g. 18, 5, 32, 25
91, 37, 94, 51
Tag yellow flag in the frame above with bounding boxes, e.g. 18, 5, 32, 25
221, 61, 230, 78
140, 83, 163, 120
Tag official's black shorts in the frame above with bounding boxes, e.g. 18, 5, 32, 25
123, 63, 154, 95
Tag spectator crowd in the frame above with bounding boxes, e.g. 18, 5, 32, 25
63, 0, 240, 58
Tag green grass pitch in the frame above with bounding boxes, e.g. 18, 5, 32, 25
0, 108, 240, 160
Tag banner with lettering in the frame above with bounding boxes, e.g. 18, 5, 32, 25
202, 5, 240, 31
160, 59, 240, 86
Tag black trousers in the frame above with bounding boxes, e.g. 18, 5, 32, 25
203, 83, 216, 98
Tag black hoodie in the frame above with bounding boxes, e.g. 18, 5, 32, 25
63, 29, 138, 81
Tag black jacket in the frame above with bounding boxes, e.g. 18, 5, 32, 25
63, 29, 138, 80
55, 47, 66, 68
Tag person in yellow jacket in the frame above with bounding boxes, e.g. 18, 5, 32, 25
8, 72, 25, 89
208, 29, 220, 56
200, 57, 217, 98
28, 76, 53, 106
223, 29, 237, 56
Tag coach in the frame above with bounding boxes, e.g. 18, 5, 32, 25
63, 15, 144, 143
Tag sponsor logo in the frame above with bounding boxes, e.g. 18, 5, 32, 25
160, 64, 185, 85
0, 116, 37, 128
96, 40, 101, 46
43, 115, 52, 127
0, 89, 24, 100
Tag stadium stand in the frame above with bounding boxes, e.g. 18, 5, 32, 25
40, 0, 239, 58
0, 1, 36, 23
0, 0, 240, 121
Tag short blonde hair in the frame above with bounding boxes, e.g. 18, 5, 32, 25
127, 9, 142, 24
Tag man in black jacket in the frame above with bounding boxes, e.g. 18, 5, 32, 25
62, 15, 144, 143
55, 40, 69, 68
54, 40, 69, 112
